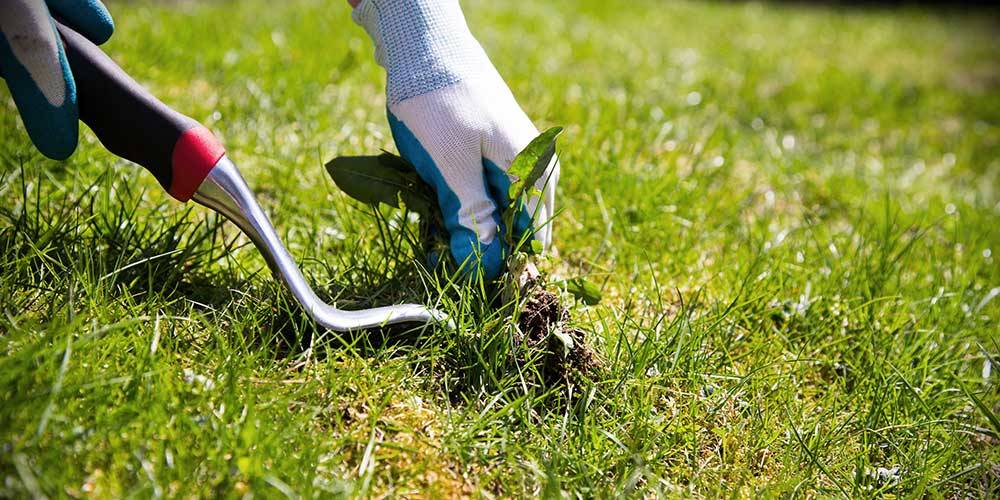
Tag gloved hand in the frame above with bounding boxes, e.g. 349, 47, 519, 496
0, 0, 114, 159
353, 0, 559, 281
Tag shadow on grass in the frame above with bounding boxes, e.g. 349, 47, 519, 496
0, 170, 233, 310
0, 164, 446, 358
233, 280, 443, 361
0, 164, 603, 407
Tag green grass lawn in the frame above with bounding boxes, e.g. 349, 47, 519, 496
2, 0, 998, 496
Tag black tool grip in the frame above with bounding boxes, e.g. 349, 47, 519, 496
57, 21, 224, 201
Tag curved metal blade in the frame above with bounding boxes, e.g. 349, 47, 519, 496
192, 155, 448, 332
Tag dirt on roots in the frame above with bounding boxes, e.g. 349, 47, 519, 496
516, 287, 601, 387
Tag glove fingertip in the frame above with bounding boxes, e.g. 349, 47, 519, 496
89, 14, 115, 45
25, 96, 80, 161
0, 36, 79, 160
47, 0, 115, 45
33, 122, 79, 160
21, 98, 80, 160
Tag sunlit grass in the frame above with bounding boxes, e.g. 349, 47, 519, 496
1, 0, 998, 496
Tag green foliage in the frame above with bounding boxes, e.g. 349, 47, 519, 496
0, 0, 997, 497
558, 277, 602, 305
506, 126, 562, 202
325, 152, 438, 222
503, 126, 562, 251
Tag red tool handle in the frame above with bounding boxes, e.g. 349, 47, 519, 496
56, 22, 225, 201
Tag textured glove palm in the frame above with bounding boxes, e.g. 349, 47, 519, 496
0, 0, 114, 159
354, 0, 558, 281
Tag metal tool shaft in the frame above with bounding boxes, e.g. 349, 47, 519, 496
56, 20, 444, 331
193, 156, 447, 331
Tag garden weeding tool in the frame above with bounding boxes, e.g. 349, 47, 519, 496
56, 21, 446, 331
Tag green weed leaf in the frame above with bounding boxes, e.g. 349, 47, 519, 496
559, 277, 602, 305
325, 153, 438, 220
503, 127, 563, 251
507, 126, 563, 203
530, 239, 544, 254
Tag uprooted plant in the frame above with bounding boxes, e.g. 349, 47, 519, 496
325, 128, 603, 386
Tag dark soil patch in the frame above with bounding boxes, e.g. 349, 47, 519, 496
516, 288, 602, 387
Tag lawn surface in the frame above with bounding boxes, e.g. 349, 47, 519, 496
2, 0, 998, 497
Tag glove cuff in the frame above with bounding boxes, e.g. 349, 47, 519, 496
352, 0, 492, 106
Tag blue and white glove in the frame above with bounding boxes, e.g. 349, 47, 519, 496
0, 0, 114, 159
353, 0, 559, 281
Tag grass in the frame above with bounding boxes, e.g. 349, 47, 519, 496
2, 0, 998, 496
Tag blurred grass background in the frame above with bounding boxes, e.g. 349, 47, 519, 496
1, 0, 998, 496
